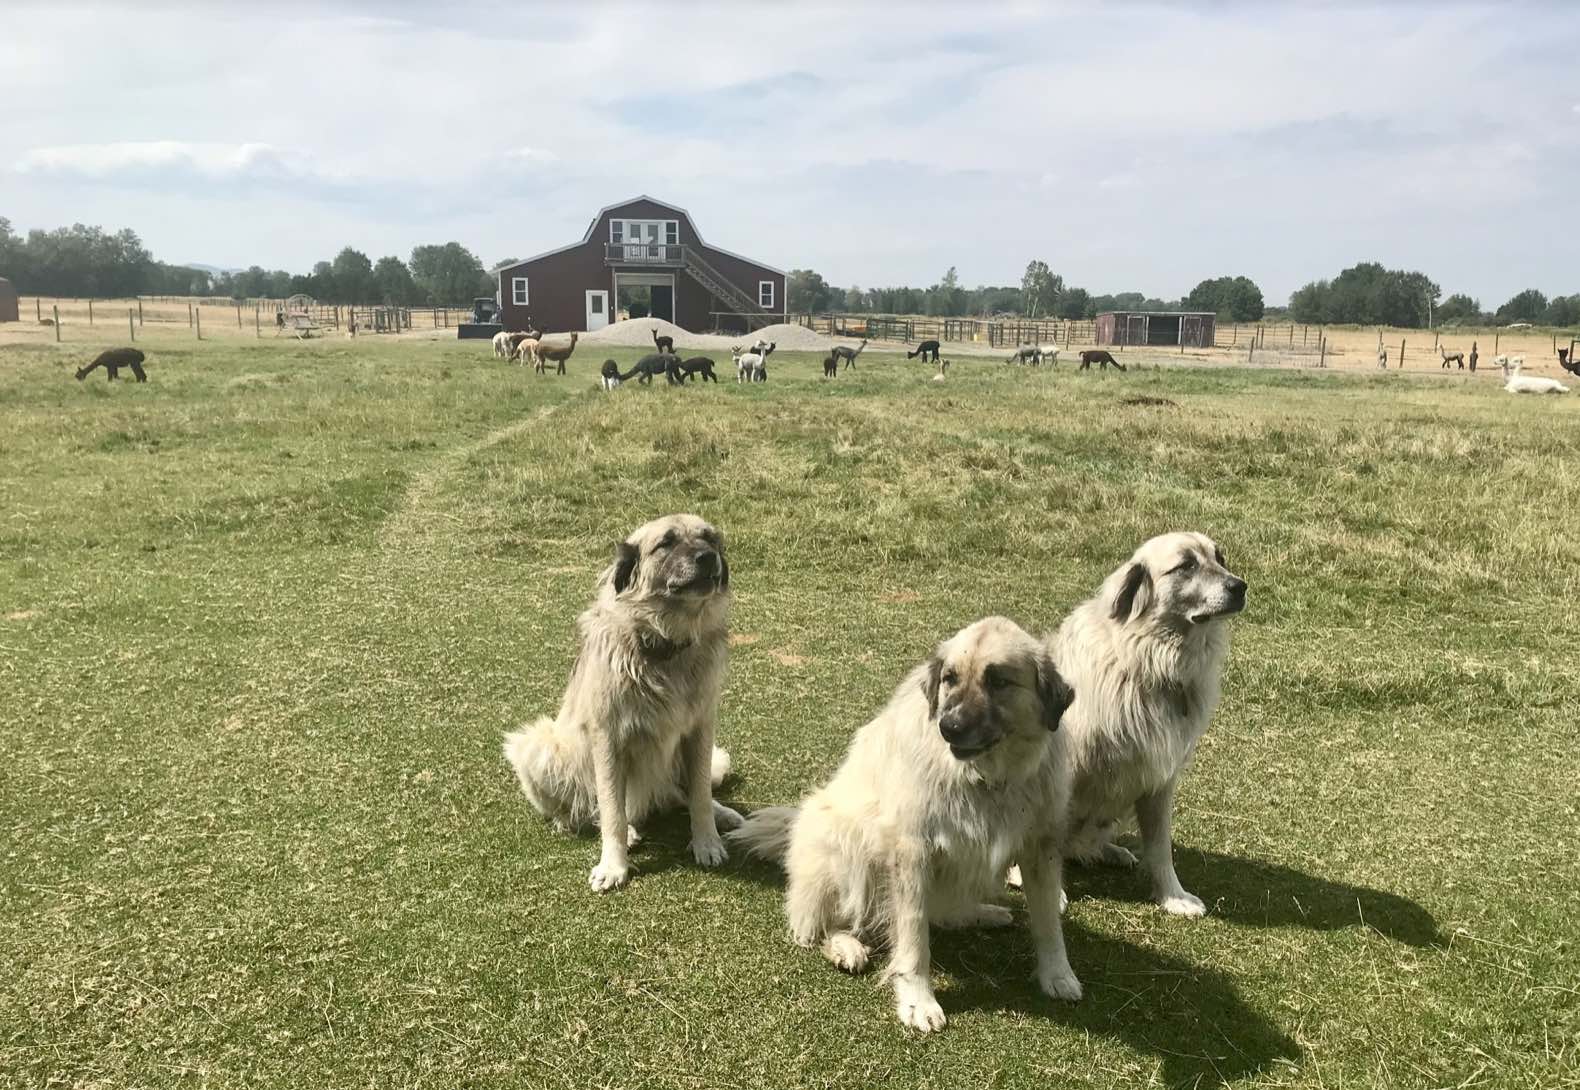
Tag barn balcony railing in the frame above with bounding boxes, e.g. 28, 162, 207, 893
605, 243, 685, 266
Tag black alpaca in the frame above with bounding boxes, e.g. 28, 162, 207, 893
76, 347, 147, 382
823, 354, 838, 378
907, 339, 940, 363
679, 357, 718, 383
627, 352, 680, 385
1078, 349, 1125, 371
1559, 347, 1580, 377
652, 329, 674, 355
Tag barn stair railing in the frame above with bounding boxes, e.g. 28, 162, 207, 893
679, 248, 771, 328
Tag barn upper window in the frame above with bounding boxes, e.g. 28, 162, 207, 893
512, 277, 529, 306
759, 280, 775, 309
665, 221, 679, 246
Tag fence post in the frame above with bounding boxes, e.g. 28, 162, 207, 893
1399, 337, 1405, 368
129, 309, 136, 341
138, 299, 143, 326
89, 298, 94, 325
1288, 324, 1293, 346
54, 304, 60, 341
255, 305, 260, 338
1248, 341, 1254, 364
196, 306, 202, 340
188, 302, 193, 327
1319, 335, 1326, 368
1494, 331, 1500, 355
36, 298, 41, 322
237, 303, 242, 329
1433, 331, 1439, 352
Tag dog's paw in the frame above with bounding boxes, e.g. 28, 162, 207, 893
625, 825, 643, 848
821, 933, 870, 974
1159, 891, 1207, 917
896, 997, 947, 1034
1101, 843, 1139, 867
589, 860, 632, 892
1036, 965, 1084, 1002
690, 834, 728, 868
1004, 864, 1023, 889
711, 802, 745, 831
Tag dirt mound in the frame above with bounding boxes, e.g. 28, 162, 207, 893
577, 317, 851, 353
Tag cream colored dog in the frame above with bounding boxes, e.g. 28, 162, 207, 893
503, 514, 740, 892
730, 617, 1079, 1033
1017, 532, 1246, 916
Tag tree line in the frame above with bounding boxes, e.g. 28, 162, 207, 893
0, 218, 500, 305
787, 263, 1267, 323
1288, 262, 1579, 328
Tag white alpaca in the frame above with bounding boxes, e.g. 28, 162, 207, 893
1037, 346, 1060, 366
492, 330, 511, 359
1501, 359, 1568, 394
1377, 344, 1388, 369
733, 347, 765, 383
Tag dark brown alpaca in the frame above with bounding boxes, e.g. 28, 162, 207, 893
76, 347, 147, 382
652, 328, 674, 354
1078, 349, 1125, 371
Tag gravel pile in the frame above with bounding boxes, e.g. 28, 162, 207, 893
577, 317, 850, 353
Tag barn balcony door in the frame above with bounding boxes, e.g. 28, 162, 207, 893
586, 290, 609, 331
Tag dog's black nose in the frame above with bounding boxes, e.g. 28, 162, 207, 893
938, 713, 967, 743
695, 549, 720, 575
1226, 577, 1247, 600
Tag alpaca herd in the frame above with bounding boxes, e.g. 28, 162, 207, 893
486, 327, 1573, 400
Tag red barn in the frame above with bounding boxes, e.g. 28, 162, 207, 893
494, 196, 785, 336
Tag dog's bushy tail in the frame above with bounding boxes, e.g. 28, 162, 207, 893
725, 805, 799, 865
710, 745, 732, 787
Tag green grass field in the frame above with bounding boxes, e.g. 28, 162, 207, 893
3, 337, 1577, 1089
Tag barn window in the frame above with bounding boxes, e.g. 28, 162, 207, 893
512, 277, 529, 306
610, 220, 623, 244
665, 221, 679, 246
759, 280, 775, 309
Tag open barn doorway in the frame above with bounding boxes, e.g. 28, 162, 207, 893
615, 272, 675, 323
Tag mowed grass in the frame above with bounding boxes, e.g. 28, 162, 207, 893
2, 337, 1578, 1089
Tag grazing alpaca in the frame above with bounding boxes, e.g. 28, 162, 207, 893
823, 354, 838, 378
1006, 345, 1040, 365
513, 337, 540, 367
908, 339, 941, 362
535, 333, 579, 375
76, 347, 147, 382
1501, 358, 1567, 394
492, 330, 512, 359
626, 353, 677, 385
831, 339, 867, 370
1440, 345, 1465, 370
652, 328, 674, 355
1559, 348, 1580, 377
679, 356, 719, 383
600, 359, 623, 390
1077, 349, 1125, 371
1038, 345, 1060, 366
1377, 345, 1388, 369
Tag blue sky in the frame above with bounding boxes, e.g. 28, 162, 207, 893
2, 1, 1576, 306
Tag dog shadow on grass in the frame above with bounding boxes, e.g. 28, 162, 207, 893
1069, 846, 1443, 948
933, 922, 1299, 1088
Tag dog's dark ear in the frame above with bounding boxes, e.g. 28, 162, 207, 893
1034, 652, 1073, 732
612, 541, 639, 594
1111, 562, 1153, 623
923, 655, 943, 720
718, 552, 730, 590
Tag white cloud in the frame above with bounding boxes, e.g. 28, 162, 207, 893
13, 141, 335, 184
0, 2, 1575, 304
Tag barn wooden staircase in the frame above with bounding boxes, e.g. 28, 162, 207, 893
680, 248, 774, 331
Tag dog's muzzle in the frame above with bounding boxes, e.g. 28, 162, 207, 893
939, 711, 998, 760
